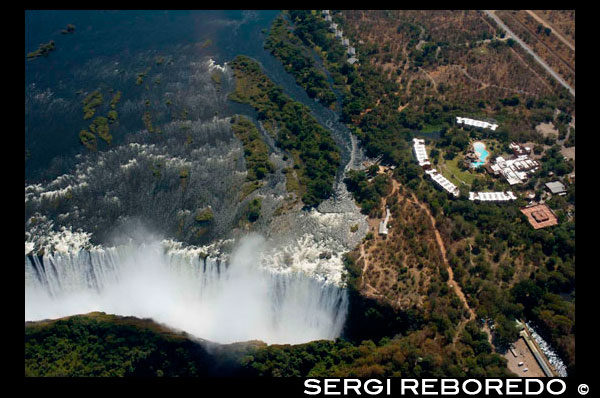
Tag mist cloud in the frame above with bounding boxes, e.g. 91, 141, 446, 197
25, 234, 348, 344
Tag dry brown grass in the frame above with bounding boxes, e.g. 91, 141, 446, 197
532, 10, 575, 45
352, 178, 444, 310
495, 10, 575, 89
338, 10, 557, 115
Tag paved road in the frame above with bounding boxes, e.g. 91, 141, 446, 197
520, 329, 555, 377
525, 10, 574, 52
483, 10, 575, 97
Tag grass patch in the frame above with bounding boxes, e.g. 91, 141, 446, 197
239, 180, 264, 202
78, 129, 97, 151
439, 154, 476, 187
195, 208, 214, 223
82, 90, 103, 120
231, 116, 274, 182
27, 41, 56, 59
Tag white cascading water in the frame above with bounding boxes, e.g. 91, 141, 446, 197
25, 234, 348, 345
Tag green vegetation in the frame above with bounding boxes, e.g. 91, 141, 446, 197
78, 90, 118, 148
245, 198, 262, 223
281, 10, 575, 373
89, 116, 112, 144
265, 15, 337, 107
110, 91, 122, 109
26, 40, 56, 59
231, 116, 274, 182
229, 55, 340, 207
283, 167, 301, 195
60, 24, 76, 34
136, 72, 147, 85
241, 322, 512, 377
78, 129, 97, 151
195, 208, 214, 223
25, 313, 258, 377
107, 110, 118, 123
564, 128, 574, 147
344, 170, 391, 216
82, 90, 104, 120
142, 111, 154, 133
25, 311, 512, 378
437, 153, 477, 187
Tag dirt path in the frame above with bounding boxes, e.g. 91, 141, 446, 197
482, 322, 495, 352
353, 172, 490, 346
407, 192, 482, 346
525, 10, 574, 52
355, 169, 400, 295
455, 65, 542, 96
419, 67, 438, 91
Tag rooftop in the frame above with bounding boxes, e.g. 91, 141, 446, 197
469, 191, 517, 201
456, 116, 499, 131
521, 204, 558, 229
490, 155, 539, 185
412, 138, 430, 167
426, 169, 460, 197
545, 181, 566, 194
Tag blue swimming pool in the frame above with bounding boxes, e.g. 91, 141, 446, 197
472, 141, 489, 167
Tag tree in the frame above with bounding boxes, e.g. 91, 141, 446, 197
511, 280, 543, 311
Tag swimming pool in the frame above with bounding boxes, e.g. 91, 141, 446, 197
472, 141, 489, 167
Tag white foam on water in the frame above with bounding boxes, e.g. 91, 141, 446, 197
25, 234, 348, 345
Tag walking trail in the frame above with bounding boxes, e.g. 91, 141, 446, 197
353, 169, 489, 346
406, 192, 480, 346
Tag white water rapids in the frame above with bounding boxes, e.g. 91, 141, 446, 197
25, 234, 348, 344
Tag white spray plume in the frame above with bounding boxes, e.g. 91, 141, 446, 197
25, 234, 348, 344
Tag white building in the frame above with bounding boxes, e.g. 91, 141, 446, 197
348, 46, 356, 56
412, 138, 431, 168
456, 116, 499, 131
545, 181, 566, 196
426, 169, 460, 197
378, 207, 391, 235
490, 155, 540, 185
469, 191, 517, 201
342, 38, 350, 47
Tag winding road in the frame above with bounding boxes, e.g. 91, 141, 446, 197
483, 10, 575, 97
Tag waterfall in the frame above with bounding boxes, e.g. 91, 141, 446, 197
25, 235, 348, 345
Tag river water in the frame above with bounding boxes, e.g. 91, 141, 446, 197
25, 10, 367, 344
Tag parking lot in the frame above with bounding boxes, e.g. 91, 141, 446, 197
504, 337, 545, 377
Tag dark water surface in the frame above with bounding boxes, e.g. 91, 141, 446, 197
26, 10, 358, 187
25, 10, 275, 181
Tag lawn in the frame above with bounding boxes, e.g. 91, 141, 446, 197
438, 155, 477, 187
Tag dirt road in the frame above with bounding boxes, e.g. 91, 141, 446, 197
407, 193, 483, 345
525, 10, 574, 52
484, 10, 575, 97
354, 171, 490, 345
